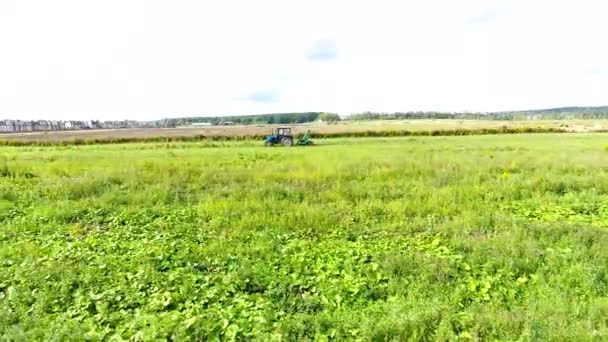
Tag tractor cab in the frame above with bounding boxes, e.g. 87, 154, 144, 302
265, 127, 293, 147
276, 127, 292, 137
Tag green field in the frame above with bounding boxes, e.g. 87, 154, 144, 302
2, 135, 608, 340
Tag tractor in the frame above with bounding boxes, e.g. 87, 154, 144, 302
264, 127, 313, 147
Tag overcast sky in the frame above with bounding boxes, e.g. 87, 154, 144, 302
0, 0, 606, 120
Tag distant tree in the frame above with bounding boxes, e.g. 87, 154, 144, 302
319, 112, 341, 123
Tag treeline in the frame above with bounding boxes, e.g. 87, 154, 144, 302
517, 106, 608, 114
0, 113, 342, 134
349, 107, 608, 121
0, 120, 160, 133
349, 112, 493, 120
161, 112, 340, 126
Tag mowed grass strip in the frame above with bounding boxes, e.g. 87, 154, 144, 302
5, 118, 608, 144
1, 134, 608, 340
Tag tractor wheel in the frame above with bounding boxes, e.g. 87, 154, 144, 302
281, 137, 293, 147
265, 141, 273, 147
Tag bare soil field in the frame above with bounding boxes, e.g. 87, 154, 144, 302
0, 119, 606, 142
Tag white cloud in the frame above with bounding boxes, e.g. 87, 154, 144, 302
0, 0, 606, 120
307, 40, 339, 61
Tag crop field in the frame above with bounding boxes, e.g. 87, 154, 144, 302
2, 119, 608, 144
2, 134, 608, 340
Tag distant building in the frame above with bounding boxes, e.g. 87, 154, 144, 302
527, 114, 543, 121
0, 121, 13, 132
191, 122, 213, 127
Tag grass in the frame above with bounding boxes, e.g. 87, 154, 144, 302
1, 134, 608, 340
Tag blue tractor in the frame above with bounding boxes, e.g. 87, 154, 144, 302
265, 127, 294, 147
264, 127, 313, 147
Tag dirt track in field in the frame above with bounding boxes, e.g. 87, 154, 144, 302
0, 120, 606, 142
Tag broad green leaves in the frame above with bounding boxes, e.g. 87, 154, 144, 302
2, 135, 608, 340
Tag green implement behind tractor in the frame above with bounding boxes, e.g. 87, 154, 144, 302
297, 129, 313, 145
264, 127, 313, 147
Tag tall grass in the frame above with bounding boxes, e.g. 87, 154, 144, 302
0, 126, 567, 146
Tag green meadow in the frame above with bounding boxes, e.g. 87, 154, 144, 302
1, 134, 608, 340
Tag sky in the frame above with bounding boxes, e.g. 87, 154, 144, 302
0, 0, 607, 120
